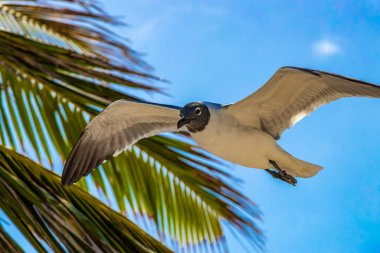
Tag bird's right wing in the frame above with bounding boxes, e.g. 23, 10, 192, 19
62, 100, 181, 185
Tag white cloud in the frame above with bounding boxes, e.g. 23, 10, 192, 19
312, 40, 340, 57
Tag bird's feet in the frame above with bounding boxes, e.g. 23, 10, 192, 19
268, 160, 297, 186
282, 171, 297, 186
265, 169, 297, 186
265, 159, 298, 187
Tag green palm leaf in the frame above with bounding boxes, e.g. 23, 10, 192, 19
0, 225, 24, 253
0, 0, 264, 251
0, 145, 172, 253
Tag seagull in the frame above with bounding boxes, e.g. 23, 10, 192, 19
61, 67, 380, 186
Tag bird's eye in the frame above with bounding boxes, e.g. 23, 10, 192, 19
195, 107, 201, 115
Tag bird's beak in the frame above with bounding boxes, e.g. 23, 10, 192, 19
177, 118, 191, 129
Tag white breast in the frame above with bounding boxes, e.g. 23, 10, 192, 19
191, 109, 278, 169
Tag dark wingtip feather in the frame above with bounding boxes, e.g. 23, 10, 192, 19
61, 159, 74, 186
61, 132, 114, 186
61, 162, 76, 186
283, 66, 380, 88
61, 132, 87, 186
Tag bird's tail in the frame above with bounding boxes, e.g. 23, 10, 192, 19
283, 157, 324, 178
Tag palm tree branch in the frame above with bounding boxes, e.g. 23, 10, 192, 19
0, 145, 172, 253
0, 225, 24, 253
0, 1, 146, 67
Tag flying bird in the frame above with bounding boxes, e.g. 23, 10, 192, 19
61, 67, 380, 186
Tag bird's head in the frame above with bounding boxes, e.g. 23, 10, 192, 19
177, 102, 210, 132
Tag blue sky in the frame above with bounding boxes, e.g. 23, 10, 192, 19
4, 1, 380, 252
101, 1, 380, 252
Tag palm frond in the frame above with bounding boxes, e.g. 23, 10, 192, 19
0, 225, 24, 253
0, 145, 172, 253
0, 0, 264, 251
0, 0, 144, 67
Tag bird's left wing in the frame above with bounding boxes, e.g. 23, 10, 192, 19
62, 100, 181, 185
225, 67, 380, 139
